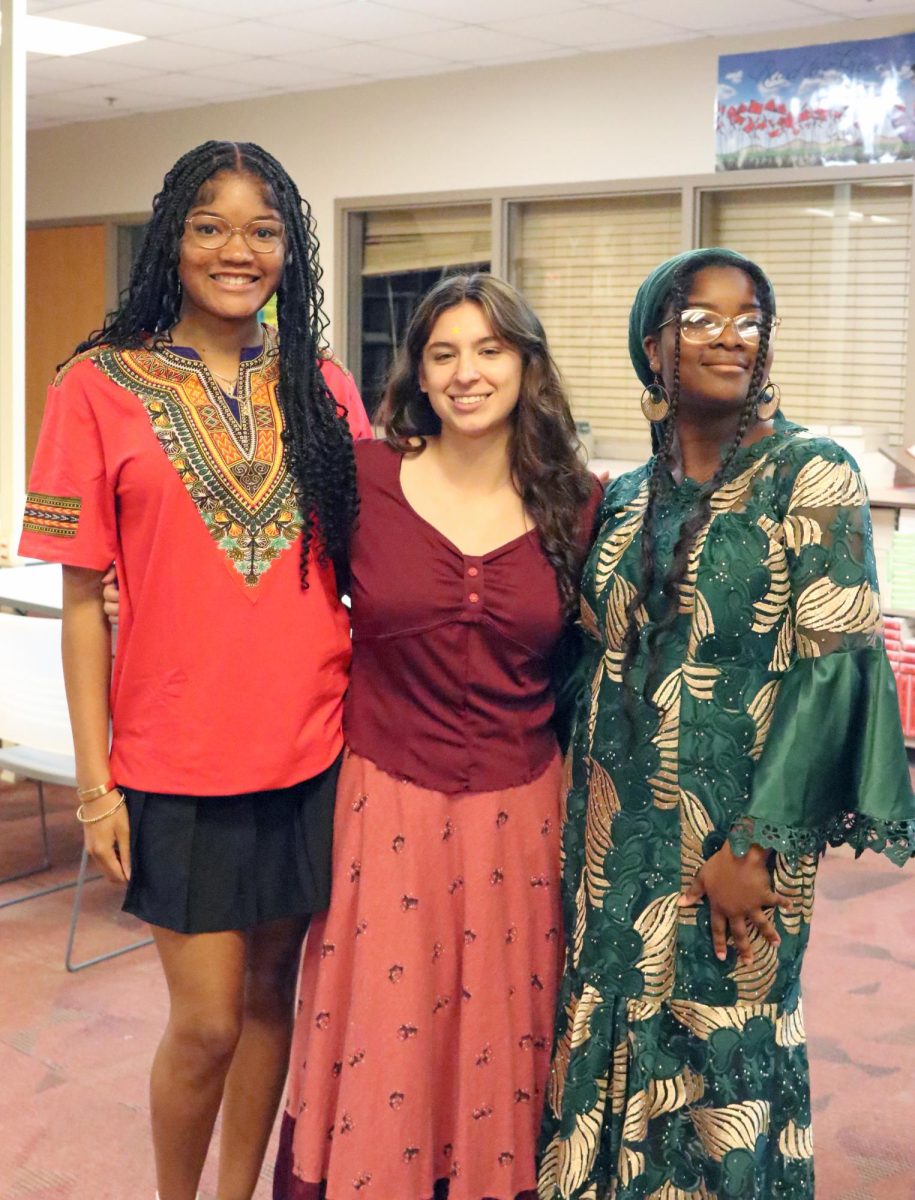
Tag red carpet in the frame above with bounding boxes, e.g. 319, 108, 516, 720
1, 778, 913, 1200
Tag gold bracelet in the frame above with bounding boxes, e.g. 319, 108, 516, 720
76, 791, 126, 825
76, 777, 117, 802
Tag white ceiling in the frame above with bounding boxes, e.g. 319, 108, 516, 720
25, 0, 915, 130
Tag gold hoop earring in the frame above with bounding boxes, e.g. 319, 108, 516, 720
640, 376, 670, 423
755, 380, 781, 421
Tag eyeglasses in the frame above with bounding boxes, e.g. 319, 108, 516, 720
183, 215, 285, 254
658, 308, 781, 344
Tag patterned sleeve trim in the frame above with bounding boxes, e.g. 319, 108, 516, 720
729, 812, 915, 868
23, 492, 81, 539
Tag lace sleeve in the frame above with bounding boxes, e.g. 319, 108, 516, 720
729, 444, 915, 866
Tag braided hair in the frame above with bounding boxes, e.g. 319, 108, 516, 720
620, 254, 776, 692
72, 140, 358, 591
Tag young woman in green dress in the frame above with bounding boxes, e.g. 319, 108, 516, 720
539, 247, 915, 1200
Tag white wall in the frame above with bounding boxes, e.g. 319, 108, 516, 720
26, 12, 915, 329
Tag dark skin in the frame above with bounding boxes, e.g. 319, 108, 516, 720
643, 265, 791, 964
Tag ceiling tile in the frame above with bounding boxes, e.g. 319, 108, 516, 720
28, 54, 159, 85
126, 72, 277, 100
28, 72, 79, 95
189, 55, 360, 89
166, 19, 350, 55
281, 41, 455, 77
27, 92, 102, 120
606, 0, 833, 34
272, 1, 464, 40
27, 85, 161, 120
803, 0, 915, 14
34, 0, 226, 36
162, 0, 343, 14
26, 0, 87, 11
488, 6, 698, 49
381, 26, 567, 62
390, 0, 590, 20
73, 37, 247, 71
34, 77, 281, 119
26, 0, 915, 132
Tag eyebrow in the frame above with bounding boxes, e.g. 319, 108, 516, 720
188, 207, 280, 220
426, 336, 503, 350
686, 299, 762, 311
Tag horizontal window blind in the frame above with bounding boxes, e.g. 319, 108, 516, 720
701, 181, 912, 445
509, 193, 681, 441
363, 204, 491, 276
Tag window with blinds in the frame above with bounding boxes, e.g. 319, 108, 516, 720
701, 180, 912, 444
508, 193, 682, 443
363, 204, 491, 276
356, 203, 492, 415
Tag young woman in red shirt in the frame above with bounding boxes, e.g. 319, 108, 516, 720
21, 141, 370, 1200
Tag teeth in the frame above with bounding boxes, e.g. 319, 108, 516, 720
213, 275, 256, 287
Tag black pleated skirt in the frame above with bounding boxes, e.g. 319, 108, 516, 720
121, 753, 341, 934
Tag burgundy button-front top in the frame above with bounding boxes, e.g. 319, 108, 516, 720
343, 440, 601, 794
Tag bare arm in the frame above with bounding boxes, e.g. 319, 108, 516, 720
62, 564, 130, 882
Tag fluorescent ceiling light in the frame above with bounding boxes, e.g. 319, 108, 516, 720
25, 15, 145, 57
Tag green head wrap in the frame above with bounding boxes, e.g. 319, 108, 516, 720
628, 247, 776, 387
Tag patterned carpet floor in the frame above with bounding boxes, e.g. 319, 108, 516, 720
0, 778, 913, 1200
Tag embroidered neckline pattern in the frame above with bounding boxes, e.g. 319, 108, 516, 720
94, 337, 300, 586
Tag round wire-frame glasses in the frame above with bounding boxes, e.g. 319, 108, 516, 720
183, 216, 285, 254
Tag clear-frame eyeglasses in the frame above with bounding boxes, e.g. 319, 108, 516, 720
658, 308, 782, 344
183, 215, 285, 254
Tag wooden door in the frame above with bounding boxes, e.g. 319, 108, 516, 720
26, 224, 110, 471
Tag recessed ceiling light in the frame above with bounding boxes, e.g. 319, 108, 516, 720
25, 15, 145, 57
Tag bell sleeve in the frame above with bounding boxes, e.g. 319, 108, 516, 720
729, 447, 915, 866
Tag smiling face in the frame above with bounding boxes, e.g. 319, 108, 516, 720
418, 300, 523, 442
177, 170, 285, 327
644, 265, 775, 416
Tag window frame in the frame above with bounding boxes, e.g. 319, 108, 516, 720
336, 160, 915, 450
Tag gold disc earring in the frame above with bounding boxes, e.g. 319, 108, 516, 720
755, 380, 781, 421
640, 375, 671, 423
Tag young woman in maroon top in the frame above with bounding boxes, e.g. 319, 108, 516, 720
273, 274, 602, 1200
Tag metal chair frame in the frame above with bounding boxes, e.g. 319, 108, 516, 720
0, 613, 152, 969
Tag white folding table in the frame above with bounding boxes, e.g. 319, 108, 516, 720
0, 563, 63, 616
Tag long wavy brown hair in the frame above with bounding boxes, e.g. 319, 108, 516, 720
378, 273, 595, 617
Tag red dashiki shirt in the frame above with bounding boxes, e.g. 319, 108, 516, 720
20, 332, 371, 796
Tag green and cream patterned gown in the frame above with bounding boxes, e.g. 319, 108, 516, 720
539, 421, 915, 1200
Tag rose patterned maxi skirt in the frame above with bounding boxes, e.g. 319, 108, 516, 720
274, 748, 565, 1200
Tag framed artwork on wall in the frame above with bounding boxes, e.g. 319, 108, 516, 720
716, 32, 915, 170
